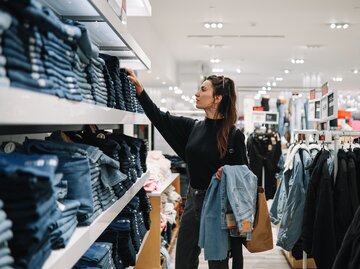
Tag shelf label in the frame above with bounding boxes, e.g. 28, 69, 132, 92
253, 111, 279, 124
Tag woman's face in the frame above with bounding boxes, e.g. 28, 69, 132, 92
195, 80, 216, 109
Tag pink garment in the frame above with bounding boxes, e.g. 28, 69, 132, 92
144, 178, 159, 192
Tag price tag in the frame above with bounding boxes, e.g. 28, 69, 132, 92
253, 111, 279, 124
314, 100, 321, 120
308, 100, 315, 121
327, 92, 337, 120
321, 95, 328, 121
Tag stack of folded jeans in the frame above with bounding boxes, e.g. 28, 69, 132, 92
119, 69, 136, 112
87, 58, 108, 107
140, 140, 148, 173
64, 131, 132, 199
100, 54, 126, 110
22, 139, 94, 225
73, 51, 95, 104
0, 10, 11, 88
97, 216, 136, 268
130, 82, 144, 113
0, 152, 61, 269
50, 199, 80, 249
43, 32, 82, 101
136, 188, 152, 231
101, 60, 115, 108
2, 1, 83, 101
0, 200, 14, 269
73, 242, 116, 269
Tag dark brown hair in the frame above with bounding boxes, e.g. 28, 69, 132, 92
206, 75, 237, 158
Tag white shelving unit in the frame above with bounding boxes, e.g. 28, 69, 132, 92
0, 87, 149, 126
1, 1, 153, 268
42, 170, 150, 269
148, 173, 181, 197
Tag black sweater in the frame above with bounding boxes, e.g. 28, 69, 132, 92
138, 90, 248, 190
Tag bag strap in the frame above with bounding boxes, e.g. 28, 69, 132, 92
225, 126, 237, 164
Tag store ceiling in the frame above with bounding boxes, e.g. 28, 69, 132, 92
128, 0, 360, 101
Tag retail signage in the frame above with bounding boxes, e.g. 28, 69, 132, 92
252, 111, 278, 124
310, 89, 316, 100
309, 99, 321, 122
253, 106, 264, 111
321, 82, 328, 96
320, 91, 337, 122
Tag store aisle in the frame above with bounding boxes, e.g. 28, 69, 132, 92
169, 226, 290, 269
169, 200, 291, 269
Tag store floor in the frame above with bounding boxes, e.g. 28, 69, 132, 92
169, 200, 291, 269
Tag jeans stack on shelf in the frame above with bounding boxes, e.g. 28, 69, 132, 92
130, 82, 144, 113
63, 130, 133, 199
0, 10, 11, 88
73, 242, 116, 269
100, 54, 126, 111
0, 200, 14, 269
96, 191, 150, 269
50, 199, 80, 249
0, 153, 61, 269
73, 52, 94, 104
101, 60, 116, 108
119, 69, 136, 112
87, 57, 108, 107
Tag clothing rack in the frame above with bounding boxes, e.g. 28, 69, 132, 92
293, 130, 360, 269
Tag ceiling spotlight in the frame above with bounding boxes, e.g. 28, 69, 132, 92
174, 88, 183, 94
266, 81, 271, 86
272, 82, 277, 87
284, 69, 290, 74
291, 58, 304, 64
204, 22, 224, 29
161, 98, 167, 104
168, 86, 173, 91
267, 86, 272, 91
181, 95, 186, 100
236, 68, 241, 74
332, 77, 343, 82
259, 90, 267, 95
262, 86, 267, 91
353, 69, 359, 74
155, 76, 160, 80
162, 81, 167, 85
212, 68, 224, 73
330, 23, 350, 29
210, 58, 221, 63
147, 70, 152, 74
275, 77, 283, 81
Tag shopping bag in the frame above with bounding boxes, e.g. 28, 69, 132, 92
243, 187, 273, 253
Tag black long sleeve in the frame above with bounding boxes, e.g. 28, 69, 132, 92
138, 90, 247, 190
138, 90, 195, 160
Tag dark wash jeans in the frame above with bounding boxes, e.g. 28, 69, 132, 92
175, 186, 244, 269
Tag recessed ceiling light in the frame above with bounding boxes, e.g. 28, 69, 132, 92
168, 86, 173, 91
259, 90, 267, 95
155, 76, 160, 80
204, 22, 224, 29
174, 88, 183, 94
210, 58, 221, 63
212, 68, 224, 73
330, 23, 350, 29
181, 95, 185, 99
266, 82, 271, 86
161, 98, 167, 104
207, 44, 224, 49
353, 69, 359, 74
267, 87, 272, 91
162, 81, 167, 85
291, 58, 304, 64
332, 77, 343, 82
272, 82, 277, 87
275, 77, 283, 81
236, 68, 241, 74
284, 69, 290, 74
262, 86, 266, 91
147, 70, 152, 74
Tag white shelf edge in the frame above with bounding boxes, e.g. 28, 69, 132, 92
0, 87, 149, 125
42, 170, 150, 269
89, 0, 151, 69
148, 173, 180, 196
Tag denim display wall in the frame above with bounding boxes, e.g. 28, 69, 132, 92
0, 1, 144, 113
96, 189, 151, 269
73, 242, 117, 269
0, 153, 61, 269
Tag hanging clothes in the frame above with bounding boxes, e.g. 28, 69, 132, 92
247, 132, 281, 199
302, 149, 337, 269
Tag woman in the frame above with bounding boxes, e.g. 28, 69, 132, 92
127, 68, 248, 269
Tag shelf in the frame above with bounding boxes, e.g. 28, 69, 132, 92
40, 0, 150, 70
148, 173, 180, 197
167, 225, 179, 254
42, 170, 150, 269
0, 87, 149, 126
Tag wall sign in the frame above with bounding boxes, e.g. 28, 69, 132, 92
320, 91, 337, 122
252, 111, 279, 124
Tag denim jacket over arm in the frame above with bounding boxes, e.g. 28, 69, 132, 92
198, 165, 258, 260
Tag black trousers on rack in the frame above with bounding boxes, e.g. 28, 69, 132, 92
175, 186, 244, 269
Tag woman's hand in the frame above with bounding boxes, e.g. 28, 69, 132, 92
125, 67, 144, 96
216, 166, 223, 180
